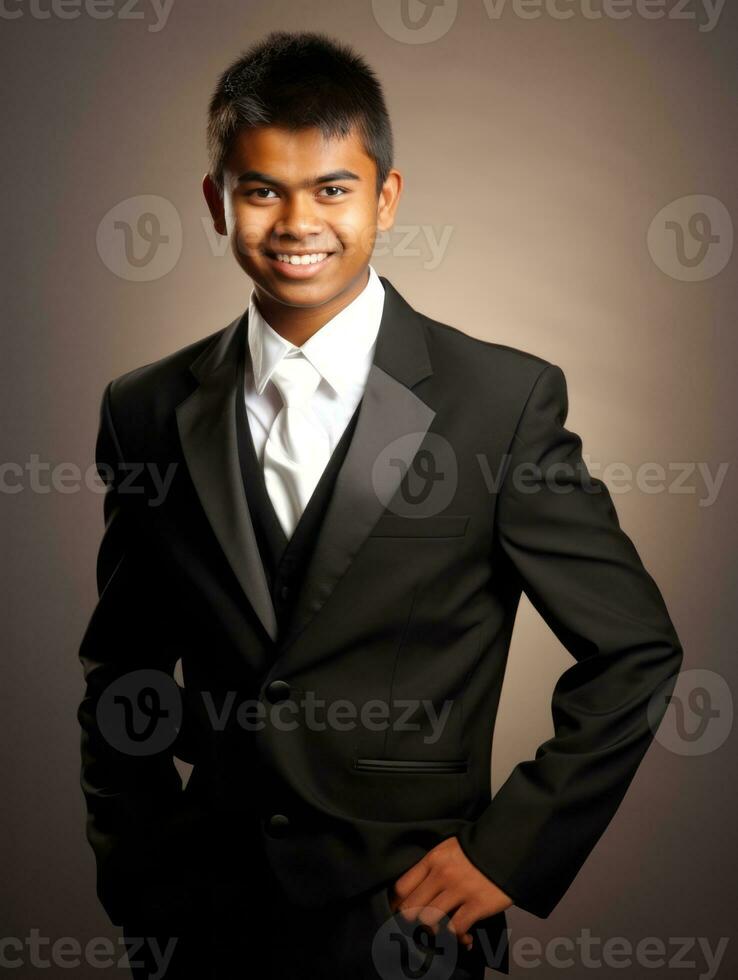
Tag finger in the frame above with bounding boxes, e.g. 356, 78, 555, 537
393, 855, 431, 903
447, 906, 478, 945
396, 880, 443, 930
411, 887, 465, 939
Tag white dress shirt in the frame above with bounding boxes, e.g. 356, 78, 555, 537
245, 264, 386, 467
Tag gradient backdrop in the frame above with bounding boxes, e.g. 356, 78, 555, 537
2, 1, 736, 977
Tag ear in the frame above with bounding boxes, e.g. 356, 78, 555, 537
376, 169, 403, 233
202, 173, 227, 236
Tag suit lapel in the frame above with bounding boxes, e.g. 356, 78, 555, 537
175, 276, 435, 657
176, 313, 279, 643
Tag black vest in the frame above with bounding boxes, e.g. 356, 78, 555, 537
234, 321, 362, 643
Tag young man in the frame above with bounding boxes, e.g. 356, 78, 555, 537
78, 30, 683, 980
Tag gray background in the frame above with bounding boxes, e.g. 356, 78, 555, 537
2, 1, 736, 977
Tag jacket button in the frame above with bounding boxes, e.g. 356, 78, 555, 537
279, 583, 290, 600
267, 813, 291, 838
264, 679, 291, 704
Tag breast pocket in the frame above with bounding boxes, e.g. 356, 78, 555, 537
353, 758, 469, 774
368, 514, 470, 537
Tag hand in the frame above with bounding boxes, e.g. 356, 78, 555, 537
387, 836, 514, 951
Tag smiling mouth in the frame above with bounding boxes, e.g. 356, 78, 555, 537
265, 250, 336, 266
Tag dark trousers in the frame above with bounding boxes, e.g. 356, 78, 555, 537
122, 879, 505, 980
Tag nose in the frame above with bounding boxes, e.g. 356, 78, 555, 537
273, 192, 323, 242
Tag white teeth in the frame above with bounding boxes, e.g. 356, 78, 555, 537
274, 252, 329, 265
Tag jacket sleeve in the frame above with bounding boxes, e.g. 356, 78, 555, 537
456, 362, 683, 918
77, 380, 209, 928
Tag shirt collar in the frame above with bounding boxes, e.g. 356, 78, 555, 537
247, 264, 385, 401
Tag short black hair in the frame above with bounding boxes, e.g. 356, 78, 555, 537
207, 31, 393, 198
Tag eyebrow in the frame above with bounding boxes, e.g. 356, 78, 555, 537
236, 169, 361, 188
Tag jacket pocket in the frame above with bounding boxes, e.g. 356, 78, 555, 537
352, 758, 469, 774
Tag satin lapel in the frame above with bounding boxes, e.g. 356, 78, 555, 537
277, 276, 435, 655
175, 313, 278, 644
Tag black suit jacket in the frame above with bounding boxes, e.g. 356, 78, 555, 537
78, 275, 683, 941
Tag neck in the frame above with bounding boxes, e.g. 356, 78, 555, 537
254, 267, 370, 347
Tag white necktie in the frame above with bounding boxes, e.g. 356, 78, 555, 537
262, 352, 331, 539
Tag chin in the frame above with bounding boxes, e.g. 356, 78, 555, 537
258, 279, 337, 306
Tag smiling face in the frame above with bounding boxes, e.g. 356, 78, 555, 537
203, 124, 402, 336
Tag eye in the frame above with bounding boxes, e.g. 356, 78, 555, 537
319, 186, 348, 197
245, 187, 278, 199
